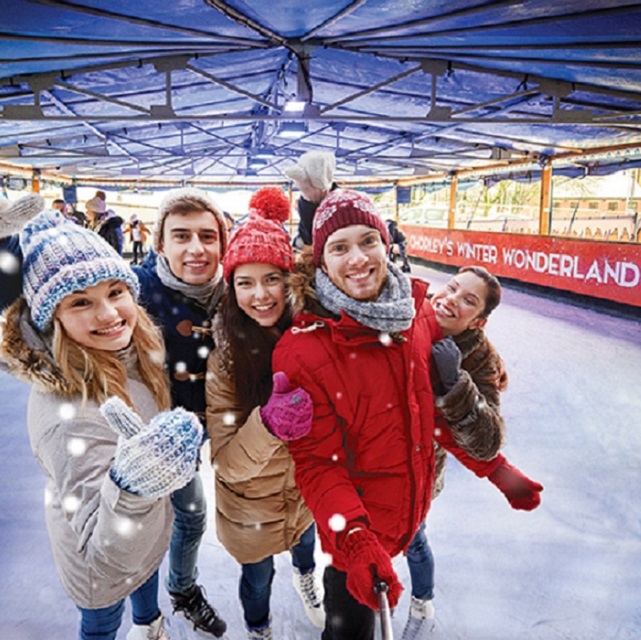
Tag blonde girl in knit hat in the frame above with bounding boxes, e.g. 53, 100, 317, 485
205, 187, 324, 639
0, 209, 203, 640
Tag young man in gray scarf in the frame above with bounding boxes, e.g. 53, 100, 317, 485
272, 189, 468, 640
0, 188, 228, 638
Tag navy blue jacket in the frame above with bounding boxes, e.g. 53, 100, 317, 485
133, 253, 215, 423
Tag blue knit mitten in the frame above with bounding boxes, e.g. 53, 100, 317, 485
100, 397, 203, 499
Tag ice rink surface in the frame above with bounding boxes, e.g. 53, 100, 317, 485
1, 263, 640, 639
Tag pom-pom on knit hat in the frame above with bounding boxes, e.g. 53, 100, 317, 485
223, 187, 294, 282
312, 189, 389, 266
20, 210, 140, 331
248, 186, 291, 223
152, 187, 228, 255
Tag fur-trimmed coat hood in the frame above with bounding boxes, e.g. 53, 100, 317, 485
0, 296, 73, 396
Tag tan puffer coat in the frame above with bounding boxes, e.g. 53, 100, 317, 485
205, 341, 313, 565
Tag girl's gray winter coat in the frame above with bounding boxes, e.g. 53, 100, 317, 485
0, 299, 173, 609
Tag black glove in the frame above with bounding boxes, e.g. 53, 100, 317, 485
431, 336, 462, 393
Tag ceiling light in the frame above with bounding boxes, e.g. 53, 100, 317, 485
284, 100, 306, 112
279, 122, 307, 138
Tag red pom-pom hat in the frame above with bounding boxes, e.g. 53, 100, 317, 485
223, 187, 294, 281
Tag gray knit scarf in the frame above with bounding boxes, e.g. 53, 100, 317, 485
156, 255, 226, 315
315, 261, 415, 333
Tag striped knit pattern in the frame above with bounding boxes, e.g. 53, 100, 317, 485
20, 211, 139, 331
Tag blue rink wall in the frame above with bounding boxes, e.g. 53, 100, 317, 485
1, 263, 640, 639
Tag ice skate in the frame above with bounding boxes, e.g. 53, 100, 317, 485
246, 615, 273, 639
126, 613, 170, 640
292, 567, 325, 628
400, 596, 435, 640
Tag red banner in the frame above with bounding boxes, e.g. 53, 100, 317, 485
404, 226, 641, 307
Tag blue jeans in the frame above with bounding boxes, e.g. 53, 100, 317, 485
166, 473, 207, 594
77, 570, 160, 640
406, 521, 435, 600
240, 523, 316, 627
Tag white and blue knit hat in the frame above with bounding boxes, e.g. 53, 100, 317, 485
20, 210, 140, 331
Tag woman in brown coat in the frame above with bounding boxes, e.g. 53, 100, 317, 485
205, 189, 324, 640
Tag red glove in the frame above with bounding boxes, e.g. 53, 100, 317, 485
342, 529, 403, 610
487, 455, 544, 511
259, 372, 313, 441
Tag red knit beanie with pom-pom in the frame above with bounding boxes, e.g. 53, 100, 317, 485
223, 187, 294, 281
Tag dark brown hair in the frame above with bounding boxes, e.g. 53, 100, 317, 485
217, 282, 292, 411
458, 265, 502, 318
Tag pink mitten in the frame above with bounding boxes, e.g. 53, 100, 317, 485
259, 372, 313, 441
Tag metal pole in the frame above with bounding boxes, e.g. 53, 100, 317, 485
374, 579, 394, 640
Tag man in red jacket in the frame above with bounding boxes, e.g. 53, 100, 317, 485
272, 189, 450, 639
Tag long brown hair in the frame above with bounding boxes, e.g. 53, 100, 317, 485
52, 304, 170, 410
217, 282, 292, 412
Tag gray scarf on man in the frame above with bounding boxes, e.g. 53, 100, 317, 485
315, 261, 415, 333
156, 254, 226, 315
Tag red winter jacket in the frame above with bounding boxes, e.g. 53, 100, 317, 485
273, 278, 446, 570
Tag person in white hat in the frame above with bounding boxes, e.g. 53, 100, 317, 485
284, 150, 337, 248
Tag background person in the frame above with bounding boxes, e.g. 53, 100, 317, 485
386, 218, 411, 273
95, 208, 125, 255
124, 214, 150, 265
0, 209, 202, 640
206, 187, 323, 639
284, 150, 337, 248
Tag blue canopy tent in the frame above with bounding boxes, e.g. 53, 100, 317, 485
0, 0, 640, 184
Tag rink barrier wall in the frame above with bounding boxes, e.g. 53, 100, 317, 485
404, 226, 641, 308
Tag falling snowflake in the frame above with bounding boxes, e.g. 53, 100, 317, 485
61, 494, 81, 514
113, 516, 135, 537
175, 361, 187, 373
328, 513, 346, 532
223, 412, 235, 426
335, 391, 342, 400
67, 437, 86, 457
0, 251, 19, 274
434, 427, 441, 437
379, 332, 392, 346
331, 454, 338, 462
198, 346, 210, 359
59, 402, 76, 421
148, 348, 165, 365
44, 487, 53, 507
